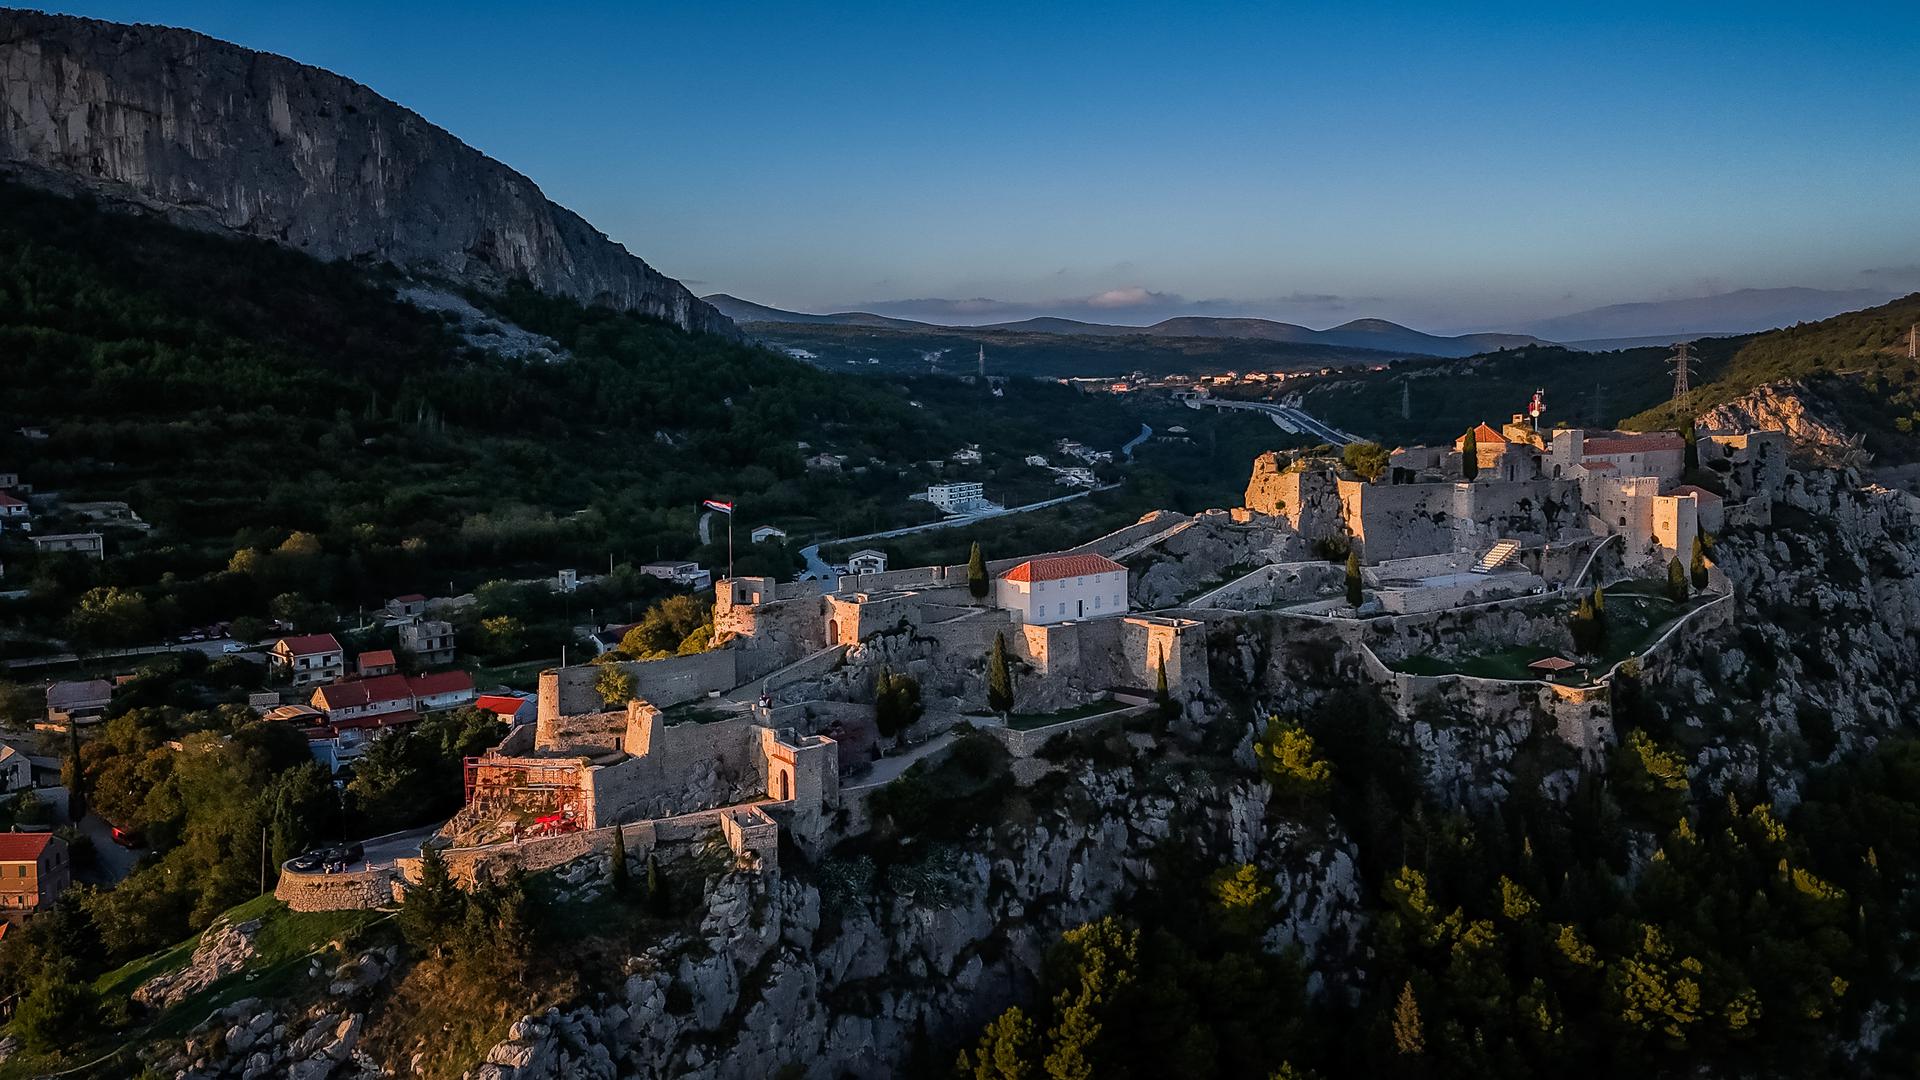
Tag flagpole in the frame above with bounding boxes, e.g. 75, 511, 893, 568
728, 509, 734, 581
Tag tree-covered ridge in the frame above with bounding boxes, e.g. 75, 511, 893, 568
1624, 291, 1920, 457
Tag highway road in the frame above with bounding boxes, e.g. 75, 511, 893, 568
1188, 398, 1357, 446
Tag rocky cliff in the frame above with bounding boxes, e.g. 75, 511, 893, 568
0, 9, 733, 336
1697, 380, 1856, 457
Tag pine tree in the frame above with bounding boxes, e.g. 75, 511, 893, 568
1393, 980, 1425, 1056
1667, 556, 1689, 601
1345, 551, 1363, 608
1462, 428, 1480, 480
400, 844, 466, 959
609, 826, 630, 894
1154, 647, 1174, 723
1690, 534, 1709, 590
988, 632, 1015, 713
968, 541, 989, 600
962, 1006, 1035, 1080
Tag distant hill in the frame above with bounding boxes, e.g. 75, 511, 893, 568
1517, 287, 1894, 344
702, 293, 931, 330
714, 294, 1549, 358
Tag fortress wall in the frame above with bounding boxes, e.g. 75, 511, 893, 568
539, 650, 739, 726
1339, 479, 1456, 561
275, 866, 401, 912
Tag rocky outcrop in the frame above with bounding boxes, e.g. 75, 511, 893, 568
465, 756, 1362, 1080
0, 10, 734, 336
1697, 380, 1855, 457
140, 948, 396, 1079
134, 915, 262, 1011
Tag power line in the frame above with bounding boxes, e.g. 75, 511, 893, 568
1668, 342, 1696, 401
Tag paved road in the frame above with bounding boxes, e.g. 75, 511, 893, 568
76, 812, 142, 883
796, 486, 1119, 582
1191, 398, 1356, 446
698, 509, 713, 545
1120, 422, 1153, 462
5, 638, 264, 671
362, 824, 442, 867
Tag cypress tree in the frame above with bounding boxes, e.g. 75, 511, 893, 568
1683, 422, 1700, 472
1690, 534, 1710, 590
646, 852, 668, 916
968, 541, 989, 600
1667, 556, 1689, 601
987, 632, 1014, 713
1345, 551, 1363, 608
1393, 980, 1426, 1056
609, 826, 629, 894
1462, 428, 1480, 480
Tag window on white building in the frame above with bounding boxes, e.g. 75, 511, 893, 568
1093, 596, 1102, 609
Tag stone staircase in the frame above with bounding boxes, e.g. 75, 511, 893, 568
1472, 539, 1521, 574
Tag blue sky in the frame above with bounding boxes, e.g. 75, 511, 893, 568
35, 2, 1920, 329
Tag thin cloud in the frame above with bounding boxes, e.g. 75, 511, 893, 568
848, 287, 1381, 327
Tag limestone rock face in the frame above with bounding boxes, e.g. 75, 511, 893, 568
0, 10, 735, 336
1697, 380, 1853, 455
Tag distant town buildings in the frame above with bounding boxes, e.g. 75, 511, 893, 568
751, 525, 789, 544
639, 561, 713, 589
30, 532, 104, 559
846, 549, 889, 576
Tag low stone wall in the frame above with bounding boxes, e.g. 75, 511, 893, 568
275, 866, 401, 912
987, 704, 1147, 757
763, 644, 847, 695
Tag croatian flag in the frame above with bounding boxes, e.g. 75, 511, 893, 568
703, 499, 734, 514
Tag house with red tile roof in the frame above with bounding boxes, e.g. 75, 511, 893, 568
0, 490, 27, 529
356, 649, 398, 677
308, 670, 476, 724
996, 553, 1129, 625
269, 633, 345, 687
0, 833, 70, 921
473, 693, 536, 726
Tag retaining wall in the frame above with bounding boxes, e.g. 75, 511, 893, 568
275, 866, 401, 912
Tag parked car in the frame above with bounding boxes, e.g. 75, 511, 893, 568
221, 641, 247, 654
287, 852, 322, 873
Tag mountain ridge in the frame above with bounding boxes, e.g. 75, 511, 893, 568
0, 8, 734, 336
704, 294, 1547, 358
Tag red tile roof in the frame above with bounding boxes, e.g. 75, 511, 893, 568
0, 492, 25, 508
312, 674, 414, 711
409, 671, 475, 697
275, 633, 343, 657
474, 694, 530, 718
0, 833, 57, 862
1583, 433, 1685, 456
1001, 553, 1127, 583
1668, 484, 1724, 503
357, 649, 397, 670
1455, 423, 1509, 450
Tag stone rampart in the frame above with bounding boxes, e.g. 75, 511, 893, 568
538, 650, 739, 731
274, 866, 401, 912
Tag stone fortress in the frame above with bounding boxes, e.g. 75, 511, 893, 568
279, 408, 1791, 910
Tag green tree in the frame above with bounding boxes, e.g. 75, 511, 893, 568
13, 961, 99, 1052
1683, 422, 1700, 472
987, 632, 1015, 714
1667, 556, 1689, 601
609, 827, 630, 894
1042, 918, 1138, 1080
874, 667, 923, 741
227, 615, 270, 646
1690, 534, 1710, 591
1461, 428, 1480, 480
263, 762, 338, 872
65, 586, 154, 654
1392, 980, 1424, 1056
1345, 551, 1363, 608
399, 844, 466, 959
961, 1006, 1035, 1080
647, 852, 669, 916
1252, 716, 1332, 802
968, 541, 989, 600
1341, 440, 1391, 483
595, 664, 636, 708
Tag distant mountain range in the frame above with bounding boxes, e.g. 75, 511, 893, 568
1511, 287, 1895, 346
703, 294, 1545, 359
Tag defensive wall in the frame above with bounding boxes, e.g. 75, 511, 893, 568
537, 650, 739, 734
274, 865, 402, 913
1184, 560, 1346, 610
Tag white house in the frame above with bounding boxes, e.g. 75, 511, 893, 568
928, 482, 986, 513
0, 492, 27, 529
269, 634, 346, 687
751, 525, 788, 544
847, 549, 888, 575
640, 561, 713, 589
994, 553, 1129, 625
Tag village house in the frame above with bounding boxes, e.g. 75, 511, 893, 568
30, 532, 104, 559
356, 649, 398, 678
640, 561, 713, 589
0, 491, 28, 529
846, 549, 889, 576
473, 693, 537, 726
44, 679, 112, 727
269, 633, 346, 687
750, 525, 788, 544
308, 670, 476, 727
64, 501, 149, 531
399, 619, 457, 668
0, 746, 30, 794
995, 553, 1130, 625
384, 594, 428, 622
0, 833, 70, 922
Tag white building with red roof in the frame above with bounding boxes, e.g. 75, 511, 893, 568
268, 633, 346, 687
0, 490, 28, 528
995, 553, 1129, 625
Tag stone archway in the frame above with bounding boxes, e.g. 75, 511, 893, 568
827, 618, 839, 644
773, 768, 792, 801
